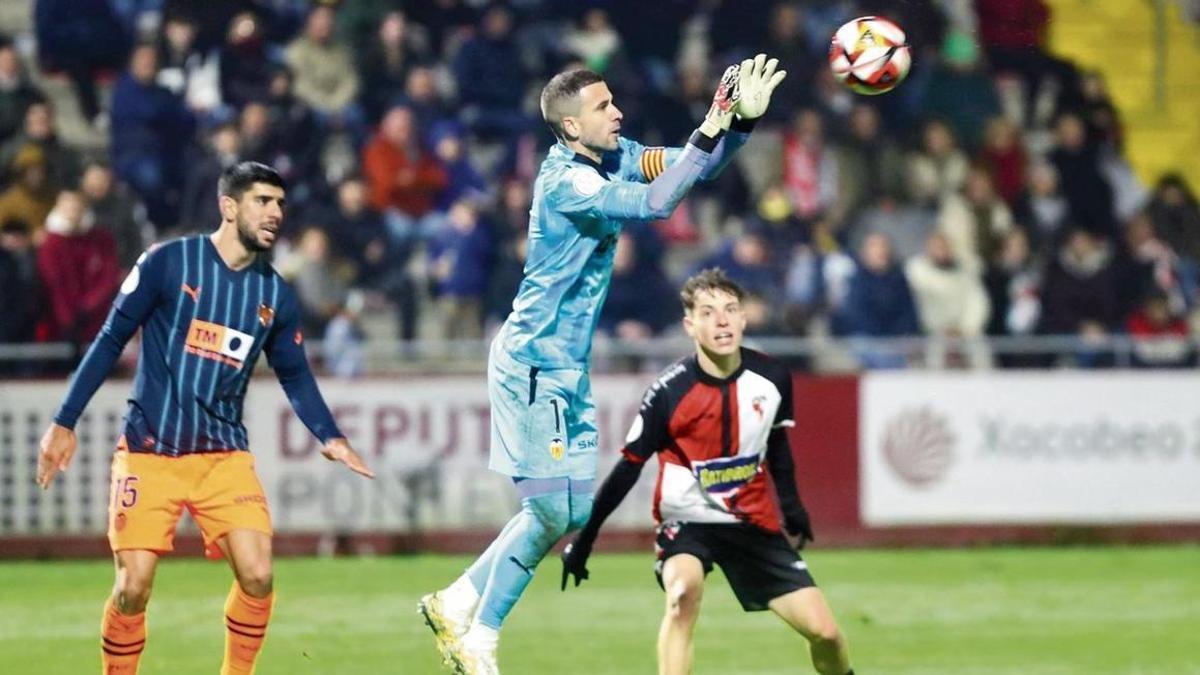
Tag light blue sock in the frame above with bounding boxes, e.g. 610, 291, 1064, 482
465, 516, 521, 594
475, 478, 572, 629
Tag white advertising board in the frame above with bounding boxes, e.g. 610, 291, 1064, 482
0, 376, 655, 535
860, 372, 1200, 525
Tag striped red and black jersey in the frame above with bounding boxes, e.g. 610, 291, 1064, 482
621, 348, 796, 532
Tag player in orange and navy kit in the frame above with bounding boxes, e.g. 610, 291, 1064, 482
561, 269, 854, 675
36, 161, 374, 675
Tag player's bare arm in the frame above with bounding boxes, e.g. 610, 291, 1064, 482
36, 422, 78, 489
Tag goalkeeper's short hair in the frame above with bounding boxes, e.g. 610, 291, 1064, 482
540, 69, 604, 142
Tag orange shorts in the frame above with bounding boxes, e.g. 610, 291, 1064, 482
108, 442, 272, 560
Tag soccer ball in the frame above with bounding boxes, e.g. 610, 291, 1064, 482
828, 16, 912, 95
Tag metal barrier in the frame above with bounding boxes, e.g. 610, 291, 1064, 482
0, 334, 1194, 375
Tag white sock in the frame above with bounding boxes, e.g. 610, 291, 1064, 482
463, 623, 499, 652
443, 574, 481, 618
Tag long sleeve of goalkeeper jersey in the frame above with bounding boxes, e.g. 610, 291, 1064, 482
54, 247, 167, 429
552, 130, 721, 227
265, 289, 343, 444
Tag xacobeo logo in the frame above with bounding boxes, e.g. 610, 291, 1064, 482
880, 406, 955, 487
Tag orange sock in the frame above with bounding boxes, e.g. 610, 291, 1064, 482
221, 583, 274, 675
101, 597, 146, 675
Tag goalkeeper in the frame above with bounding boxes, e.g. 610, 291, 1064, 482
420, 54, 786, 675
562, 266, 855, 675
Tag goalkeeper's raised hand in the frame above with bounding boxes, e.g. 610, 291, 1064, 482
698, 63, 741, 138
735, 53, 787, 121
560, 538, 593, 590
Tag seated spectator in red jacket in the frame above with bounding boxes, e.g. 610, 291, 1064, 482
1126, 292, 1194, 368
362, 104, 447, 241
36, 190, 120, 345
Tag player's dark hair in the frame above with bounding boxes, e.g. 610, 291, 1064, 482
680, 268, 745, 313
218, 161, 286, 201
540, 69, 605, 141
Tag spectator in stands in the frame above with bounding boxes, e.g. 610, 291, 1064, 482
485, 227, 526, 328
36, 190, 121, 345
285, 5, 362, 128
834, 104, 906, 226
219, 12, 275, 110
599, 227, 676, 340
564, 8, 622, 75
81, 161, 147, 271
1079, 70, 1123, 150
322, 175, 422, 343
938, 165, 1014, 273
358, 10, 430, 124
782, 108, 838, 222
905, 231, 992, 367
783, 220, 857, 334
362, 104, 448, 241
156, 14, 222, 115
0, 220, 39, 351
835, 233, 920, 367
262, 67, 324, 205
453, 4, 531, 142
976, 0, 1078, 126
1049, 111, 1117, 240
696, 230, 780, 302
915, 30, 1001, 151
0, 101, 81, 193
236, 102, 274, 170
401, 66, 454, 139
1145, 174, 1200, 267
322, 289, 367, 379
110, 42, 195, 228
1039, 229, 1121, 340
430, 121, 488, 211
1120, 211, 1188, 315
488, 176, 531, 243
180, 122, 241, 235
0, 145, 56, 239
0, 36, 44, 143
1013, 161, 1070, 262
1126, 291, 1195, 368
759, 2, 818, 123
33, 0, 129, 127
984, 227, 1042, 343
322, 177, 388, 286
290, 225, 351, 338
979, 117, 1027, 207
847, 195, 938, 263
907, 118, 969, 207
428, 198, 492, 339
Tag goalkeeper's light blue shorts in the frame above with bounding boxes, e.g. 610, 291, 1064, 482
487, 337, 598, 481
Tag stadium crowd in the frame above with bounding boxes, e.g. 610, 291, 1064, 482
1, 0, 1198, 375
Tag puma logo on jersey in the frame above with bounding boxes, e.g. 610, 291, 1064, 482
181, 283, 201, 302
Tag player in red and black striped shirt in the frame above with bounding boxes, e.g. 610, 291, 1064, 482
562, 268, 854, 675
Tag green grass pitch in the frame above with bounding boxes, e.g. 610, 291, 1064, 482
2, 546, 1198, 674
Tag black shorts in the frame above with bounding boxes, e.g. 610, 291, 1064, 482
653, 521, 816, 612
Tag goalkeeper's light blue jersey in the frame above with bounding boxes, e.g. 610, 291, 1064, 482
497, 137, 680, 369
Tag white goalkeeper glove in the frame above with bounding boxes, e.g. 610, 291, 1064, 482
698, 63, 741, 138
735, 53, 787, 121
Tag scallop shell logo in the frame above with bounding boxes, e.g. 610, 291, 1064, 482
880, 406, 955, 487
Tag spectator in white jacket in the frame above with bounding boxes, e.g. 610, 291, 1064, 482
905, 231, 993, 368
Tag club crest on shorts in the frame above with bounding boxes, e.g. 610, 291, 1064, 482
258, 304, 275, 326
114, 512, 127, 532
549, 437, 565, 460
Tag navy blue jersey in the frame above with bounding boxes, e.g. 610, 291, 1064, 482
54, 235, 342, 455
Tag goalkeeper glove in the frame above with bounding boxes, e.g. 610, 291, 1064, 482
698, 63, 741, 138
560, 538, 593, 590
735, 53, 787, 121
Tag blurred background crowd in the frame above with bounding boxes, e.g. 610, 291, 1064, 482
0, 0, 1198, 376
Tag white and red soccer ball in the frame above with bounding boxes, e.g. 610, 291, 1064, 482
828, 16, 912, 95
